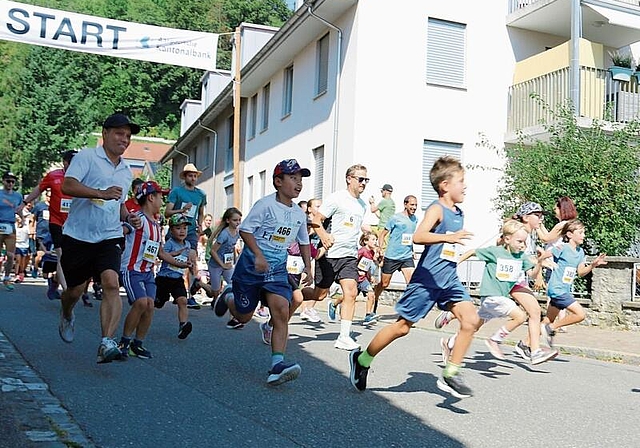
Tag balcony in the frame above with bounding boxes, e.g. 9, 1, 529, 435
506, 38, 640, 140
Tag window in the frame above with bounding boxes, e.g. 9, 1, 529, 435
203, 136, 211, 168
247, 175, 254, 206
316, 33, 329, 95
249, 94, 257, 139
282, 65, 294, 117
225, 185, 234, 208
259, 170, 266, 198
261, 83, 270, 132
426, 18, 466, 88
421, 140, 462, 209
193, 145, 199, 169
313, 146, 324, 199
225, 115, 234, 172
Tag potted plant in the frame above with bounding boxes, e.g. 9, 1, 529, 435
609, 50, 635, 82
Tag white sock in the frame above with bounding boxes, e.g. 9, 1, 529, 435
491, 326, 510, 342
448, 333, 457, 349
340, 320, 352, 338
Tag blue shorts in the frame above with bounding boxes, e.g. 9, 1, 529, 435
548, 292, 576, 310
357, 279, 372, 295
120, 270, 156, 305
231, 278, 293, 315
15, 247, 29, 257
395, 281, 470, 323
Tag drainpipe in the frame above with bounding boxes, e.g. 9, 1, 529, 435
197, 120, 218, 175
570, 0, 581, 116
306, 2, 343, 191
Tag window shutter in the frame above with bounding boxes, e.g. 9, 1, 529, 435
421, 140, 463, 209
427, 18, 466, 87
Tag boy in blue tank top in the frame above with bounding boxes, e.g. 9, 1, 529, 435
349, 156, 479, 399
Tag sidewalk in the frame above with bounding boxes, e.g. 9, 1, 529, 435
313, 299, 640, 366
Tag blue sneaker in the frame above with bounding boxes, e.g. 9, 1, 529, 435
327, 301, 337, 322
267, 361, 301, 386
186, 297, 201, 310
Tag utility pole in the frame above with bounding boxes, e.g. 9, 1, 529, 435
232, 27, 242, 209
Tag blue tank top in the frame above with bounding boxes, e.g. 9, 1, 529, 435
410, 201, 464, 289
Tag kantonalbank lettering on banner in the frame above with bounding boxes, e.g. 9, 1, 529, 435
0, 0, 218, 70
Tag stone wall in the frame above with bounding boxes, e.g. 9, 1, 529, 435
378, 256, 640, 331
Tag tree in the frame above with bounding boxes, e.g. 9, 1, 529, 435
493, 96, 640, 255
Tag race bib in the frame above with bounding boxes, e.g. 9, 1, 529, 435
286, 255, 304, 274
169, 254, 188, 274
223, 253, 234, 264
183, 205, 196, 219
440, 243, 458, 262
357, 257, 373, 272
60, 198, 72, 213
342, 215, 356, 228
142, 240, 160, 263
401, 233, 413, 246
562, 266, 577, 284
496, 258, 523, 282
270, 223, 295, 246
0, 223, 13, 235
42, 209, 50, 221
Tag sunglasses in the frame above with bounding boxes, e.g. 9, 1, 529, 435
3, 179, 16, 184
351, 176, 370, 184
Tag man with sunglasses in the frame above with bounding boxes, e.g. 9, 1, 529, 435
311, 164, 369, 350
0, 172, 23, 291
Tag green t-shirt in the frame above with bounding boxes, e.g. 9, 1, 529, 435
475, 245, 535, 298
377, 197, 396, 228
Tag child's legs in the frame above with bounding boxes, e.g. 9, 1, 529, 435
290, 289, 304, 319
207, 266, 224, 297
338, 278, 358, 320
552, 301, 585, 330
266, 293, 291, 354
511, 290, 542, 351
449, 301, 480, 365
365, 291, 375, 314
366, 317, 414, 356
175, 296, 189, 323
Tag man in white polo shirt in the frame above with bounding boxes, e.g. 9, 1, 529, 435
58, 113, 142, 364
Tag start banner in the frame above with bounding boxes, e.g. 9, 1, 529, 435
0, 0, 218, 70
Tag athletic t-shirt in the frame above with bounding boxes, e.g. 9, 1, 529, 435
475, 245, 535, 298
121, 212, 163, 273
157, 238, 191, 279
318, 189, 366, 258
38, 169, 72, 226
548, 244, 585, 297
384, 212, 418, 261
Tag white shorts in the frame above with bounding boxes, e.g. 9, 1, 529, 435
478, 296, 518, 321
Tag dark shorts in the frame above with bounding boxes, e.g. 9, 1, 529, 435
15, 247, 29, 257
548, 292, 576, 310
121, 270, 156, 305
315, 257, 359, 289
395, 281, 471, 323
381, 257, 415, 275
49, 224, 64, 249
60, 236, 123, 288
231, 278, 292, 315
155, 275, 188, 304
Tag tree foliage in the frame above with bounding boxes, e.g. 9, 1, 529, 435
493, 96, 640, 256
0, 0, 292, 188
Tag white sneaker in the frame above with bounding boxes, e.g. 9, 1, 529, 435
334, 335, 360, 351
306, 308, 321, 323
58, 309, 75, 343
299, 308, 311, 321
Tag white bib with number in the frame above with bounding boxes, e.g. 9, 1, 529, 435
357, 257, 373, 272
270, 223, 295, 246
401, 233, 413, 246
60, 198, 72, 213
562, 266, 577, 284
142, 240, 160, 263
286, 255, 304, 274
42, 209, 50, 221
169, 254, 188, 273
440, 243, 458, 262
223, 253, 234, 264
496, 258, 522, 282
0, 223, 13, 235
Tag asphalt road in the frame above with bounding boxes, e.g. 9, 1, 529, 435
1, 280, 639, 447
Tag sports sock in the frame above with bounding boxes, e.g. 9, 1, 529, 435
443, 361, 461, 378
271, 352, 284, 368
340, 320, 352, 338
357, 349, 374, 368
491, 326, 509, 342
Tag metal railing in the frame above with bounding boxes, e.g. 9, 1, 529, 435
508, 0, 638, 15
508, 66, 640, 132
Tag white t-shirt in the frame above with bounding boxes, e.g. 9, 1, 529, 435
15, 225, 30, 249
318, 189, 366, 258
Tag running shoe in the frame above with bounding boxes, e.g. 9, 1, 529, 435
260, 322, 272, 345
97, 338, 121, 364
14, 273, 24, 283
58, 310, 75, 343
129, 342, 152, 359
226, 318, 244, 329
440, 337, 451, 364
47, 279, 60, 300
327, 301, 337, 322
437, 372, 473, 399
334, 335, 360, 351
299, 308, 311, 321
31, 268, 38, 279
154, 297, 167, 309
254, 307, 270, 319
3, 279, 14, 292
484, 338, 505, 360
178, 321, 193, 340
434, 311, 453, 329
349, 349, 369, 391
118, 340, 130, 360
362, 313, 378, 326
306, 308, 321, 322
186, 297, 201, 310
267, 361, 301, 386
189, 278, 201, 296
541, 323, 556, 347
214, 286, 232, 317
93, 283, 103, 301
514, 340, 531, 361
81, 293, 93, 308
531, 347, 558, 365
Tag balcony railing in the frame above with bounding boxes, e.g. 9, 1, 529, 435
508, 66, 640, 132
508, 0, 638, 14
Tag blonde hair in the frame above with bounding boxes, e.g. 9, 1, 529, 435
429, 156, 464, 193
562, 218, 584, 241
497, 219, 526, 245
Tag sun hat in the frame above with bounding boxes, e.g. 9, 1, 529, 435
515, 202, 544, 218
179, 163, 202, 179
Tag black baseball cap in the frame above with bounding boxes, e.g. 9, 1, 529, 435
103, 113, 140, 135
